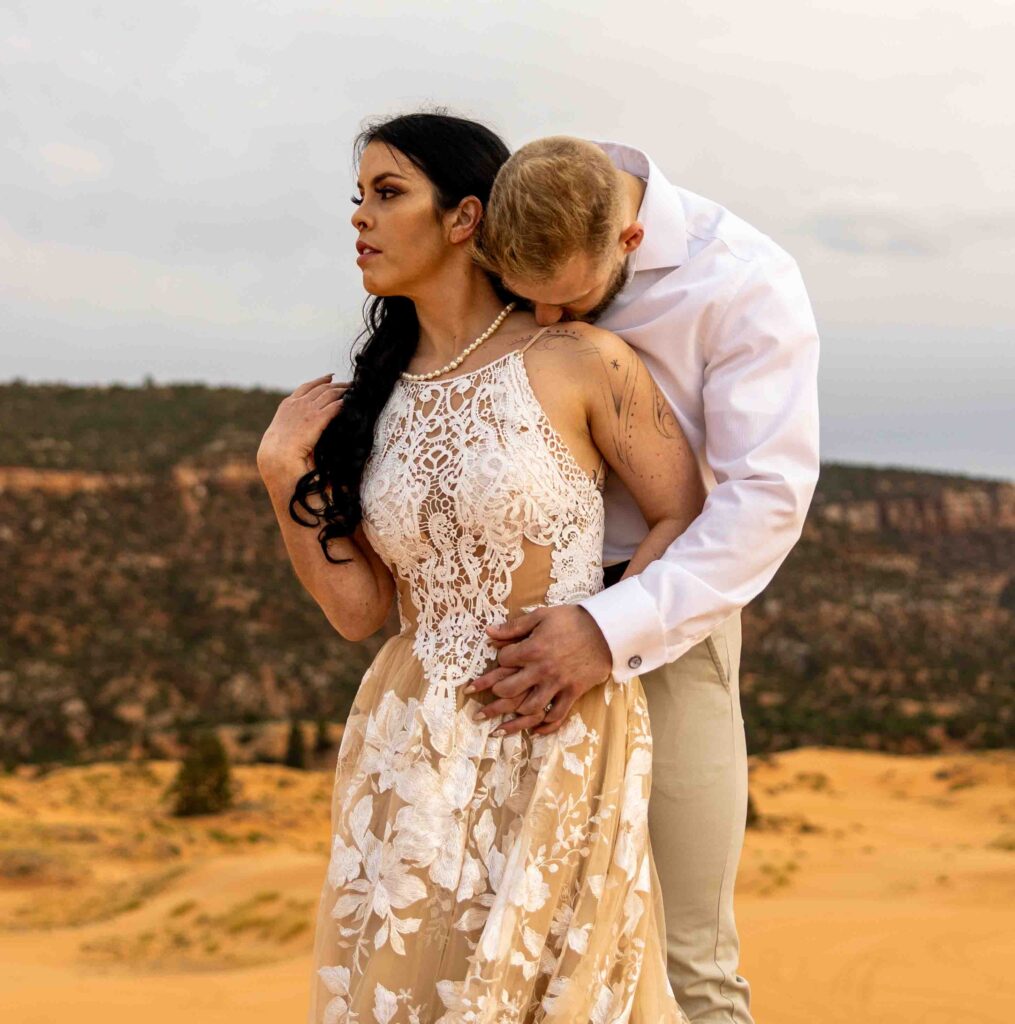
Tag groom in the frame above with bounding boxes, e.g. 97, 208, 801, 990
466, 137, 820, 1022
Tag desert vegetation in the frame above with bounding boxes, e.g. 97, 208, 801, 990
1, 379, 1011, 767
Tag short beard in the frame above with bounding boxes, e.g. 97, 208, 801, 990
567, 256, 632, 324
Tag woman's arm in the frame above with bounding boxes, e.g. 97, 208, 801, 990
260, 455, 395, 641
577, 326, 707, 579
257, 373, 395, 642
467, 323, 705, 736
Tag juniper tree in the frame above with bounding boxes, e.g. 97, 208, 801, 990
166, 729, 233, 816
284, 718, 307, 770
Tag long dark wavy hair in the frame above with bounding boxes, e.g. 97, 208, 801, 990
289, 111, 512, 563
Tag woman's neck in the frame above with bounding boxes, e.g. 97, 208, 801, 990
410, 263, 508, 366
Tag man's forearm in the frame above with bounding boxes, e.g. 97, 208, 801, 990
581, 467, 817, 680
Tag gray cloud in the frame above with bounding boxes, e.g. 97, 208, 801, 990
2, 0, 1014, 480
1, 182, 329, 261
802, 204, 1015, 256
803, 209, 944, 256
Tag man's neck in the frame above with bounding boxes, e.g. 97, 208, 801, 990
619, 169, 647, 223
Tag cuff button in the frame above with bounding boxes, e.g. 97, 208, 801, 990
627, 655, 642, 670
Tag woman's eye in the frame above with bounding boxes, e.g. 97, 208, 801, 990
350, 195, 363, 206
378, 188, 399, 200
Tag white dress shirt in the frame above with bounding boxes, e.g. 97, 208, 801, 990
578, 141, 821, 682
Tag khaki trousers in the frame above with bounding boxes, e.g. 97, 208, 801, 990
641, 610, 754, 1024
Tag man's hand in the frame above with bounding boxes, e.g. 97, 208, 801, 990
464, 605, 613, 736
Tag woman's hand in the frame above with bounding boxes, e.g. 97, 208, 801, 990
257, 373, 350, 476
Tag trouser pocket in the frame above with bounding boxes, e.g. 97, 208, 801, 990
705, 625, 731, 691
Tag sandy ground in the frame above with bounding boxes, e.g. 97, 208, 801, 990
1, 748, 1012, 1023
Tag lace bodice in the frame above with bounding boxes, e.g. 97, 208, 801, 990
360, 340, 606, 714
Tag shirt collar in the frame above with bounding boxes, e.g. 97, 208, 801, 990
590, 140, 689, 272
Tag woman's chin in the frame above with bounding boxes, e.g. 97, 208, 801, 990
361, 276, 402, 299
360, 270, 397, 294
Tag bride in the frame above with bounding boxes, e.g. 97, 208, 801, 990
257, 111, 705, 1024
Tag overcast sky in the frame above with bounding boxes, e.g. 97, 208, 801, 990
2, 0, 1012, 478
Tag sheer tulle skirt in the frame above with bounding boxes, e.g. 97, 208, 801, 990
306, 632, 688, 1024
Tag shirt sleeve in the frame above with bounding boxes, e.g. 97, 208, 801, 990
578, 250, 821, 681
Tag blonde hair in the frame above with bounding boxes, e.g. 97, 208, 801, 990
473, 136, 624, 282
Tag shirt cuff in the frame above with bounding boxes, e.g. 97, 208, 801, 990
578, 576, 669, 682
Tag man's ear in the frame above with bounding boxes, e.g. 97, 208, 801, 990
447, 196, 484, 245
619, 220, 645, 254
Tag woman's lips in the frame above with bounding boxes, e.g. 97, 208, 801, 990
356, 241, 381, 267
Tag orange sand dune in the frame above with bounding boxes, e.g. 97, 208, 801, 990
1, 748, 1012, 1023
736, 749, 1014, 1022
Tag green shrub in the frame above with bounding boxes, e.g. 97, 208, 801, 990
283, 719, 306, 770
165, 730, 233, 816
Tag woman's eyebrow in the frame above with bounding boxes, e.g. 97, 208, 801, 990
355, 171, 409, 191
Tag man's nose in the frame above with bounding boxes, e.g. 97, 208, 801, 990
534, 304, 564, 326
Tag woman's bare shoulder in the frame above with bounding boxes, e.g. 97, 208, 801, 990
522, 322, 643, 394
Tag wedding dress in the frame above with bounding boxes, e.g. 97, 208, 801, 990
307, 327, 689, 1024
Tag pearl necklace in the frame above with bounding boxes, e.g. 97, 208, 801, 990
400, 302, 517, 382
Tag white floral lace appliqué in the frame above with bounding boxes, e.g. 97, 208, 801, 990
359, 351, 606, 711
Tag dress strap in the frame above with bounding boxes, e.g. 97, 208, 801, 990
519, 325, 556, 354
518, 324, 608, 489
